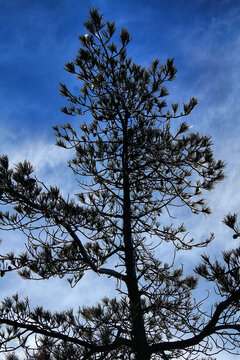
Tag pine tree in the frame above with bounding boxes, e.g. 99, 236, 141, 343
0, 7, 239, 360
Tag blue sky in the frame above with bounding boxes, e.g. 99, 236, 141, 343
0, 0, 240, 358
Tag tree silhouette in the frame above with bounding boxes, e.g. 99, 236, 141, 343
0, 7, 240, 360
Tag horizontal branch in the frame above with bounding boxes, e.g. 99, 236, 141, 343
214, 324, 240, 333
98, 267, 126, 280
150, 289, 240, 354
0, 318, 132, 353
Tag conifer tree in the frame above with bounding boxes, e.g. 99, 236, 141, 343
0, 8, 240, 360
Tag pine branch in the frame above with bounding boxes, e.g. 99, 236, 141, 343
150, 289, 240, 355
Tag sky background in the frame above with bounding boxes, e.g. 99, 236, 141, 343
0, 0, 240, 358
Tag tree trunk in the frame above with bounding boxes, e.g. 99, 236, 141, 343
122, 119, 150, 359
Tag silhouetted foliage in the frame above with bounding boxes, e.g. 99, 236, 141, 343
25, 347, 51, 360
0, 7, 239, 360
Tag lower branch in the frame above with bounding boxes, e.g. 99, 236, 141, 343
150, 288, 240, 355
0, 318, 132, 353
